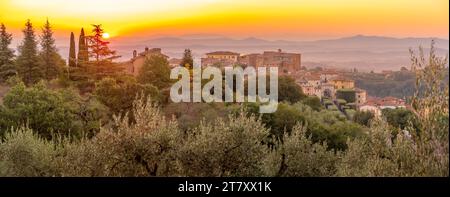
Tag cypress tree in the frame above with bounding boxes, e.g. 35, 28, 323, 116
69, 29, 91, 91
0, 23, 16, 81
68, 32, 76, 67
16, 20, 42, 85
180, 48, 194, 69
77, 28, 89, 66
39, 19, 64, 80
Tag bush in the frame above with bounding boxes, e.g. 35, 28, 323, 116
265, 124, 339, 177
336, 120, 425, 176
345, 109, 356, 120
0, 127, 57, 176
58, 98, 182, 176
353, 110, 374, 126
278, 76, 306, 103
337, 99, 347, 105
323, 99, 333, 106
178, 111, 270, 177
0, 82, 83, 139
270, 103, 306, 138
137, 55, 172, 89
336, 89, 356, 103
382, 108, 418, 130
327, 105, 338, 111
95, 76, 162, 121
301, 96, 323, 111
163, 102, 229, 131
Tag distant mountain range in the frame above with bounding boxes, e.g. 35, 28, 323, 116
59, 35, 449, 72
110, 34, 448, 48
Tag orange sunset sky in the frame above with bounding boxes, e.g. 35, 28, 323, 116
0, 0, 448, 41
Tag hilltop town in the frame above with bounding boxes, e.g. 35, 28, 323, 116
120, 47, 408, 119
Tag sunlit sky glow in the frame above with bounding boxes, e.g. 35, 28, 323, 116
0, 0, 448, 41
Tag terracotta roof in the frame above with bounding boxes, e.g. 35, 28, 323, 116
240, 53, 260, 57
364, 96, 405, 107
304, 75, 321, 81
132, 48, 168, 61
382, 96, 399, 101
263, 50, 299, 55
331, 77, 354, 82
206, 51, 240, 56
321, 70, 339, 75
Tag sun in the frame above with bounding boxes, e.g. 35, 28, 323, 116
102, 33, 110, 39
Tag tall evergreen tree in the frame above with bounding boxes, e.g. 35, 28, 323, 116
15, 20, 42, 85
39, 19, 65, 80
68, 32, 76, 67
180, 48, 194, 69
69, 30, 89, 92
77, 28, 89, 66
0, 23, 16, 81
85, 24, 121, 79
137, 55, 172, 89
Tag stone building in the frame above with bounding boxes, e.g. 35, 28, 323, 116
359, 96, 406, 117
320, 71, 339, 82
321, 83, 336, 99
261, 49, 301, 74
122, 47, 169, 76
201, 49, 302, 74
355, 88, 367, 105
330, 77, 355, 90
298, 75, 333, 98
238, 53, 263, 68
359, 103, 382, 117
201, 51, 240, 67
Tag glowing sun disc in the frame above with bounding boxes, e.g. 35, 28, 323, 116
102, 33, 110, 39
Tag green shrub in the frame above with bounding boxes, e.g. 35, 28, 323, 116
0, 82, 83, 139
265, 124, 339, 177
178, 112, 270, 177
337, 99, 347, 105
0, 127, 57, 176
336, 89, 356, 103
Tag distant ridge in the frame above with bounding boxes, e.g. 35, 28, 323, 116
312, 35, 448, 47
114, 34, 448, 49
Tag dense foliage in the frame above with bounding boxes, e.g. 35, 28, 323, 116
95, 76, 161, 120
0, 23, 447, 178
137, 55, 172, 89
0, 82, 80, 138
336, 89, 356, 103
352, 110, 375, 127
0, 23, 16, 82
349, 70, 416, 98
278, 76, 306, 103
